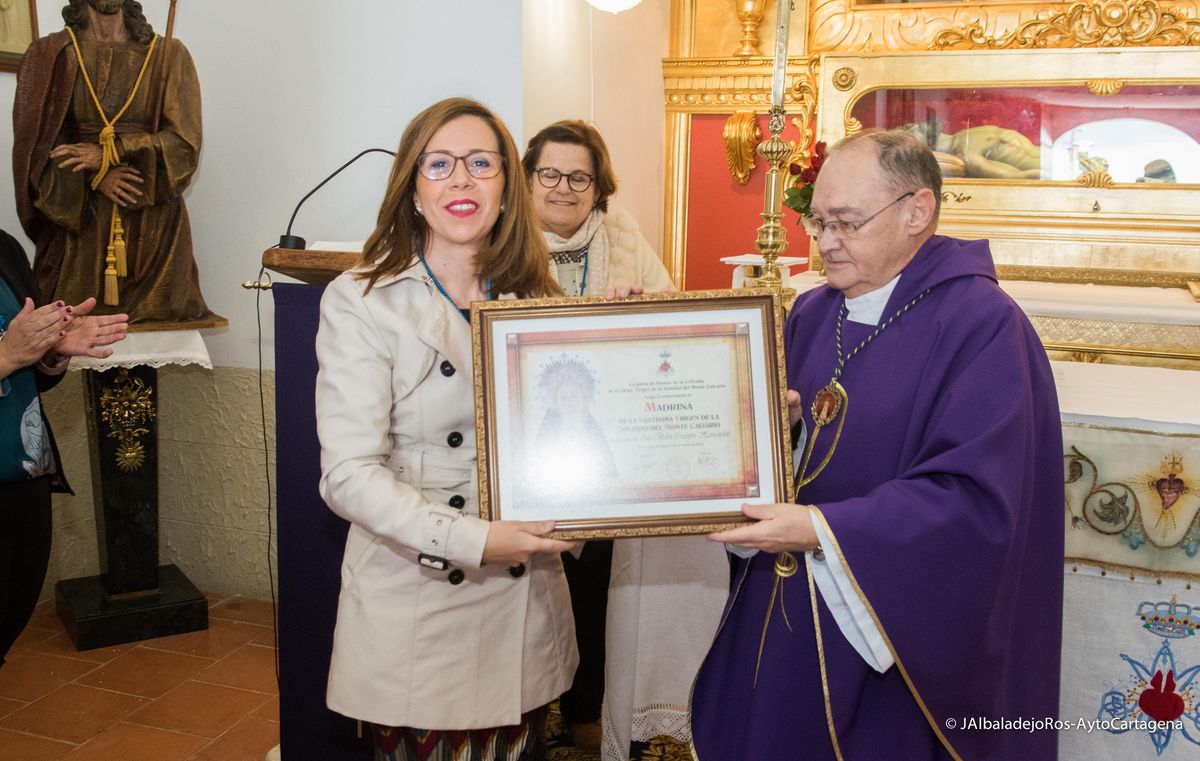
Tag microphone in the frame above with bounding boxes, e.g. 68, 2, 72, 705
279, 147, 397, 250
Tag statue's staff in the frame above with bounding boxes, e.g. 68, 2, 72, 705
135, 0, 178, 287
152, 0, 178, 133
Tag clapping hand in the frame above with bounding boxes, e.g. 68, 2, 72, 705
54, 297, 129, 359
0, 298, 69, 371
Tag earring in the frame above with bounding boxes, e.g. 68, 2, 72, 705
500, 202, 506, 214
414, 201, 423, 215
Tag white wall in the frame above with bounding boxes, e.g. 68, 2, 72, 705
523, 0, 669, 254
1, 0, 525, 369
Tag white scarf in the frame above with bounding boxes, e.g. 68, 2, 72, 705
542, 209, 609, 296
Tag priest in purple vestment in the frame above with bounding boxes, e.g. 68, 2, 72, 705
690, 130, 1064, 760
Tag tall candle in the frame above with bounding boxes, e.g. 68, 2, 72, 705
770, 0, 792, 109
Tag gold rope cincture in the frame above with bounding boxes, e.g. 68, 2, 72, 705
805, 551, 846, 761
754, 286, 934, 687
753, 550, 798, 686
65, 27, 159, 305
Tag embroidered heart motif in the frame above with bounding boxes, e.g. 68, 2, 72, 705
1139, 670, 1185, 723
1155, 475, 1186, 511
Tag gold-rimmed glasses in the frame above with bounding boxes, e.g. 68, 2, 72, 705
801, 191, 915, 240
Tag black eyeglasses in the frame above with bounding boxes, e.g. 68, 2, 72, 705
802, 192, 915, 240
416, 151, 504, 181
533, 167, 596, 192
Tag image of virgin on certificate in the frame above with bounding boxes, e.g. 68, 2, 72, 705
505, 321, 765, 519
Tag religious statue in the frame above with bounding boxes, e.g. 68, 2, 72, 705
12, 0, 213, 326
900, 116, 1043, 180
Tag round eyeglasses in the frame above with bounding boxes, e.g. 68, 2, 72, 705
416, 151, 504, 181
801, 192, 915, 241
534, 167, 596, 193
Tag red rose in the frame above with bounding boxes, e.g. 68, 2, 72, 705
801, 167, 818, 184
789, 163, 803, 176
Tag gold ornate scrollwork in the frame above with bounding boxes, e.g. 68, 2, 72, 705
723, 111, 762, 185
99, 369, 154, 472
844, 116, 863, 137
932, 0, 1200, 49
1087, 78, 1126, 95
1069, 351, 1106, 363
788, 65, 820, 167
1078, 170, 1115, 187
734, 0, 768, 56
831, 66, 857, 91
941, 191, 973, 203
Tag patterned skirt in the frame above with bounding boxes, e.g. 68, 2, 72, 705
372, 705, 549, 761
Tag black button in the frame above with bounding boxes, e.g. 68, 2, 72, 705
447, 431, 463, 448
449, 495, 465, 509
440, 360, 455, 377
509, 563, 526, 578
448, 569, 465, 585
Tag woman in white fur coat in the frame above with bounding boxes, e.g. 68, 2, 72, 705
523, 121, 727, 760
522, 120, 672, 298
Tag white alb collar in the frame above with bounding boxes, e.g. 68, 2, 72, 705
844, 274, 901, 326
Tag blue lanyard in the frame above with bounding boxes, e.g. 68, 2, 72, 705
418, 252, 491, 322
577, 252, 589, 296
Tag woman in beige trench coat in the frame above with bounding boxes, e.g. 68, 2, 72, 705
315, 98, 577, 761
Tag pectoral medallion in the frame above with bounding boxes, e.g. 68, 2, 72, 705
812, 382, 845, 426
794, 379, 848, 494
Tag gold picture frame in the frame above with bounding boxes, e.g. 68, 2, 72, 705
471, 289, 793, 540
0, 0, 37, 73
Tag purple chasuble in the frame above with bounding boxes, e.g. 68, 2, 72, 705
691, 236, 1064, 760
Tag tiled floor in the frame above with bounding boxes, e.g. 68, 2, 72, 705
0, 594, 279, 761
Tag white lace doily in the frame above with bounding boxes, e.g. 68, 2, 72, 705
67, 330, 212, 372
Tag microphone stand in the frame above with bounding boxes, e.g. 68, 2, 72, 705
279, 147, 397, 249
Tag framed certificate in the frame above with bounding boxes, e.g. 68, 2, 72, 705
472, 289, 793, 539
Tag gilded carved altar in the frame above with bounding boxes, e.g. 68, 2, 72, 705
664, 0, 1200, 365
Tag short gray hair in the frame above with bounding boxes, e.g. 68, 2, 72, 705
834, 129, 943, 218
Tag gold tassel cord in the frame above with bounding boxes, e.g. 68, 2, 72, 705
754, 383, 849, 687
753, 551, 799, 687
65, 27, 159, 304
806, 553, 846, 761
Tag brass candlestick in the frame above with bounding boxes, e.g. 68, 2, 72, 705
749, 0, 796, 302
752, 106, 791, 291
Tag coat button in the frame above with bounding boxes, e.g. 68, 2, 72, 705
509, 563, 526, 578
447, 431, 463, 448
448, 569, 465, 585
440, 360, 455, 377
449, 495, 465, 509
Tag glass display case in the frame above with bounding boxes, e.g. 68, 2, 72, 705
849, 84, 1200, 184
816, 47, 1200, 287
